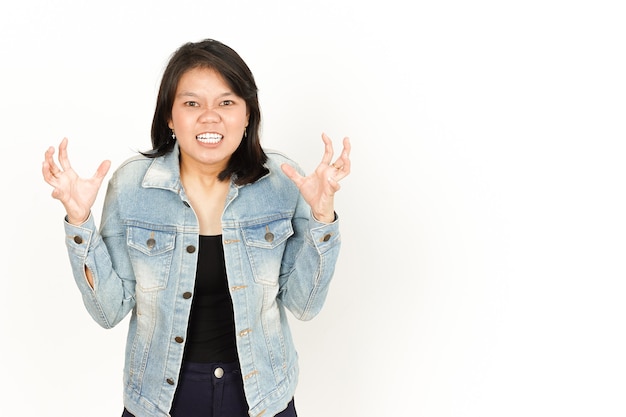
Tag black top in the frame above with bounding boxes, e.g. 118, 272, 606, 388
183, 235, 238, 363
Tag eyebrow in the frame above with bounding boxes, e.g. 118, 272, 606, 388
176, 91, 236, 99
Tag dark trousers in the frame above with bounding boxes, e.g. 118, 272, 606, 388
122, 361, 297, 417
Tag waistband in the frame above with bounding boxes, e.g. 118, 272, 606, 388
180, 360, 241, 379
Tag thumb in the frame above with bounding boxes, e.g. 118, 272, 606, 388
281, 163, 302, 186
94, 160, 111, 181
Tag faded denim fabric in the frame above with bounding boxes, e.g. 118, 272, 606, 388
63, 144, 340, 417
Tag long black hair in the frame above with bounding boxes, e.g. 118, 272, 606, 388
144, 39, 268, 185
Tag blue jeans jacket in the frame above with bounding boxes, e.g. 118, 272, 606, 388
63, 144, 341, 417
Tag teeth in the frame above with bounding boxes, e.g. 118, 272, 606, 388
196, 133, 223, 144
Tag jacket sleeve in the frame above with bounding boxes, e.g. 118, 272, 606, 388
277, 190, 341, 321
64, 177, 136, 329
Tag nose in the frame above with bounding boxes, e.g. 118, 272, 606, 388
199, 107, 221, 123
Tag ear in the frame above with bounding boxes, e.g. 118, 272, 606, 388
168, 120, 174, 130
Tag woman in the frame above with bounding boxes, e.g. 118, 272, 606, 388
42, 39, 351, 417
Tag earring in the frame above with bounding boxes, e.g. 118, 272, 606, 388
243, 128, 247, 138
171, 131, 176, 140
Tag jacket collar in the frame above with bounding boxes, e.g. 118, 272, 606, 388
141, 142, 183, 193
140, 142, 266, 192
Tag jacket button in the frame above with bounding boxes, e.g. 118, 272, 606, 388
146, 238, 156, 249
183, 201, 190, 207
175, 336, 184, 343
214, 367, 224, 378
73, 235, 83, 244
264, 232, 274, 242
322, 233, 332, 242
182, 292, 192, 299
186, 245, 196, 253
166, 378, 175, 385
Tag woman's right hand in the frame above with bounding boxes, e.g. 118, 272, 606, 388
42, 138, 111, 225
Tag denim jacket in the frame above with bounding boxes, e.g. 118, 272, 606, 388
63, 144, 341, 417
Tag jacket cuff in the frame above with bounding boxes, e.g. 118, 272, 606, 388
64, 213, 97, 258
308, 211, 340, 253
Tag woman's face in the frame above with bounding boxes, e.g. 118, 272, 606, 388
168, 66, 248, 173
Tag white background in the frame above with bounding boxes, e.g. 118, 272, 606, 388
1, 1, 625, 416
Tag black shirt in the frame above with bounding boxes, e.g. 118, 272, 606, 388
183, 235, 238, 363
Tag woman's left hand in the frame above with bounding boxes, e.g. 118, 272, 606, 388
281, 133, 351, 223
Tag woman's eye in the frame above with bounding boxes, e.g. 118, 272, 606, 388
220, 100, 234, 106
185, 101, 199, 107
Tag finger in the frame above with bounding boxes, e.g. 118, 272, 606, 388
329, 137, 352, 175
51, 187, 65, 201
57, 137, 73, 171
337, 137, 351, 174
342, 137, 351, 158
281, 163, 304, 187
324, 175, 342, 199
327, 175, 342, 191
320, 133, 335, 166
94, 160, 111, 181
42, 160, 57, 184
44, 145, 61, 175
43, 151, 55, 179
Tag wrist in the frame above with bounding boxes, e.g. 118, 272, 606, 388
66, 213, 90, 226
312, 211, 336, 224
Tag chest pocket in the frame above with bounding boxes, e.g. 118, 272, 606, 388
127, 225, 176, 291
241, 217, 293, 285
